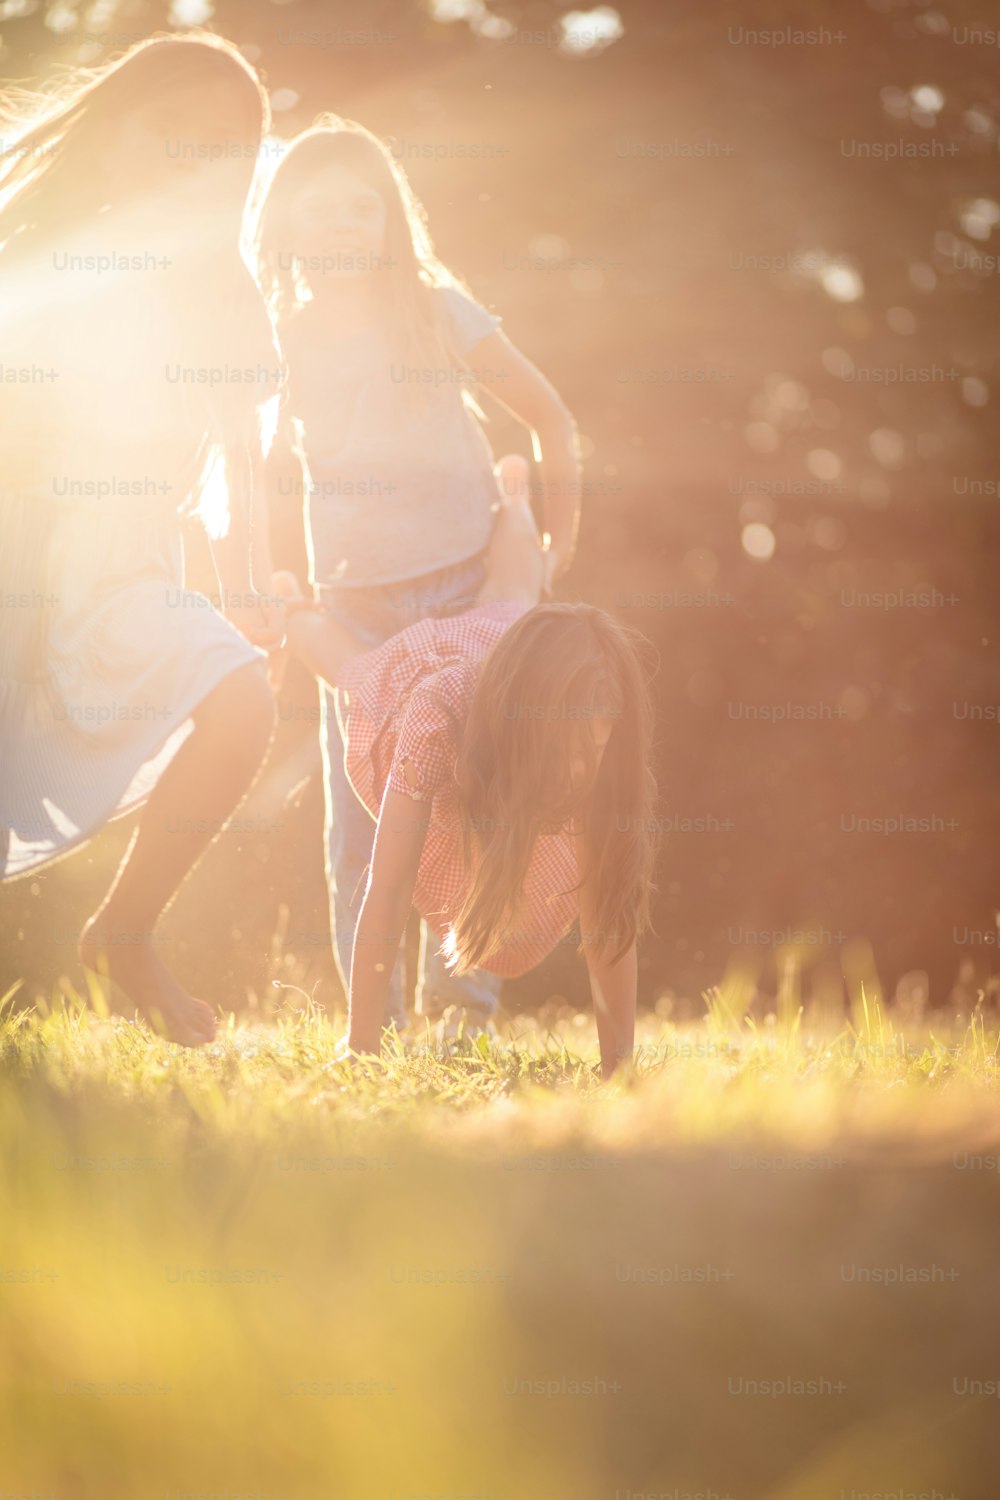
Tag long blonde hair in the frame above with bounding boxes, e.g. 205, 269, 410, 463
253, 117, 473, 410
0, 32, 278, 500
0, 34, 278, 691
446, 605, 659, 973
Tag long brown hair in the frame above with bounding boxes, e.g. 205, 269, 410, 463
0, 33, 278, 505
0, 32, 265, 233
446, 604, 659, 973
253, 117, 471, 406
0, 34, 277, 692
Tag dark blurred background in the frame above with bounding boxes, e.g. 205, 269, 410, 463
3, 0, 999, 1019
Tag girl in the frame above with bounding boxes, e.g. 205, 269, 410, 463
273, 504, 658, 1076
253, 118, 582, 1037
0, 36, 283, 1045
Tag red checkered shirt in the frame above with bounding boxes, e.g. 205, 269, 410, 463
336, 602, 580, 978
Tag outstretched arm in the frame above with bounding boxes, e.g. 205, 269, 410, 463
468, 330, 582, 583
584, 936, 637, 1080
348, 787, 431, 1054
580, 865, 637, 1078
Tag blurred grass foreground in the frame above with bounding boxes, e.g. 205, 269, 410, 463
3, 989, 1000, 1499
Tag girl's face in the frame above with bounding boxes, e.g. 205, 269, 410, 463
285, 162, 388, 280
98, 82, 257, 210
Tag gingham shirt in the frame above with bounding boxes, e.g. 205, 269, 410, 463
336, 602, 580, 978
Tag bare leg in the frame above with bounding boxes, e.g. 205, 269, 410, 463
477, 454, 546, 607
79, 661, 275, 1046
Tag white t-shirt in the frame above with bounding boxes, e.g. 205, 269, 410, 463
283, 284, 502, 588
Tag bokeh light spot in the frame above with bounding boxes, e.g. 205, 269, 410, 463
911, 85, 944, 114
43, 2, 76, 33
774, 379, 810, 412
887, 306, 916, 335
560, 7, 624, 55
959, 198, 1000, 240
869, 428, 905, 469
807, 448, 842, 481
964, 106, 994, 136
169, 0, 214, 24
909, 262, 936, 292
820, 262, 864, 303
529, 233, 569, 261
822, 346, 854, 378
270, 88, 300, 112
741, 523, 776, 561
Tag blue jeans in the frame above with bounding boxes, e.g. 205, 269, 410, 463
318, 552, 502, 1030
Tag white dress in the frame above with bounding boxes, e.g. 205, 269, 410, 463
0, 279, 267, 879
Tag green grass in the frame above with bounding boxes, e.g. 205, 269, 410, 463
3, 986, 1000, 1500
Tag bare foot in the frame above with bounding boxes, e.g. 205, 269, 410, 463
79, 919, 217, 1047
